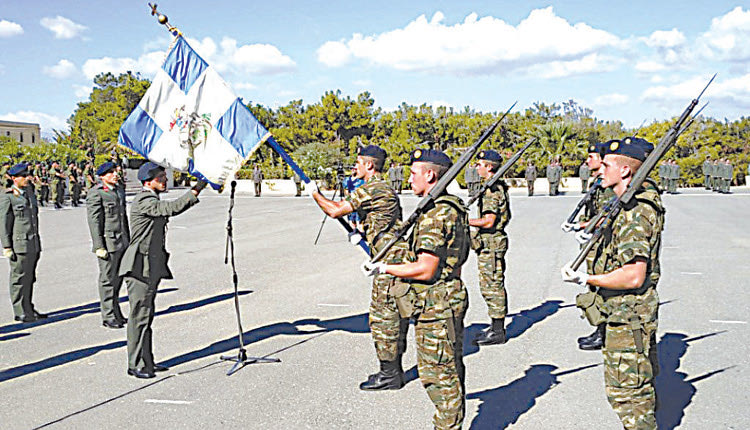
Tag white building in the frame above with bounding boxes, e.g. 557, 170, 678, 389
0, 120, 42, 144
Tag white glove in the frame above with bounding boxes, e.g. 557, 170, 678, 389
3, 248, 15, 259
348, 231, 363, 246
361, 260, 386, 277
305, 180, 319, 197
561, 222, 580, 233
95, 248, 109, 259
561, 263, 589, 288
575, 230, 592, 245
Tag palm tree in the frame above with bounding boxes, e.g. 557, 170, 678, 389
533, 121, 579, 163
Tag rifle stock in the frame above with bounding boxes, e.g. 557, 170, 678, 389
571, 74, 715, 270
466, 137, 537, 206
566, 177, 602, 224
369, 101, 517, 263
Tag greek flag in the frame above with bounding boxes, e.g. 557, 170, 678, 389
118, 36, 270, 189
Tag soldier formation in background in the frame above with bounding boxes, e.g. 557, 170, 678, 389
703, 157, 733, 193
387, 162, 403, 194
464, 165, 480, 198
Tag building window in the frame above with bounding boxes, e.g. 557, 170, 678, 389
20, 132, 23, 143
32, 134, 35, 143
5, 131, 8, 136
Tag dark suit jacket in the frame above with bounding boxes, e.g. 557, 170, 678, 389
119, 189, 198, 283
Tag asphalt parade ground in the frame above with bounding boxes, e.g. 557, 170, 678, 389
0, 186, 748, 429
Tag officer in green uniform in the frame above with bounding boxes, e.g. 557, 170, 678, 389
293, 171, 302, 197
469, 150, 511, 345
67, 162, 81, 207
525, 162, 537, 196
702, 156, 711, 189
364, 148, 470, 430
86, 162, 130, 329
562, 137, 663, 430
547, 159, 561, 196
579, 161, 590, 193
38, 166, 50, 206
118, 162, 205, 378
310, 145, 413, 390
50, 161, 65, 209
0, 163, 47, 322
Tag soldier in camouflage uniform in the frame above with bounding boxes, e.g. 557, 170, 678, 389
469, 150, 510, 346
562, 142, 615, 351
563, 137, 663, 430
50, 161, 65, 209
310, 145, 413, 390
363, 148, 470, 430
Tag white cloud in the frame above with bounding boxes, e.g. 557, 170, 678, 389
73, 84, 92, 99
643, 29, 686, 48
43, 59, 77, 79
233, 82, 257, 90
317, 8, 621, 78
698, 6, 750, 62
526, 53, 620, 79
0, 19, 23, 37
81, 51, 164, 80
593, 93, 629, 107
0, 111, 68, 134
353, 79, 371, 87
635, 60, 667, 73
643, 74, 750, 115
40, 16, 87, 39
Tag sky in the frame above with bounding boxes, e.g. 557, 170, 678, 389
1, 0, 749, 137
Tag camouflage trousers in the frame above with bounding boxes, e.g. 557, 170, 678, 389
603, 320, 659, 430
369, 274, 409, 362
476, 235, 508, 319
415, 295, 467, 430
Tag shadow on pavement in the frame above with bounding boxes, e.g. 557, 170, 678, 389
0, 332, 30, 342
0, 288, 179, 335
467, 363, 599, 429
655, 330, 731, 430
0, 290, 249, 383
506, 300, 565, 341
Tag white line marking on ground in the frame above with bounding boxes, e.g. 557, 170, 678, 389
170, 226, 187, 229
709, 320, 747, 325
663, 246, 679, 249
145, 399, 193, 405
317, 303, 350, 307
680, 272, 703, 275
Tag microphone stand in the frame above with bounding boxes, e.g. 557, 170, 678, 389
220, 180, 280, 375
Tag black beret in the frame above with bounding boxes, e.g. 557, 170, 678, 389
96, 162, 117, 176
602, 137, 654, 162
137, 161, 165, 182
410, 148, 452, 168
478, 149, 502, 162
588, 142, 603, 154
358, 145, 387, 161
7, 163, 29, 177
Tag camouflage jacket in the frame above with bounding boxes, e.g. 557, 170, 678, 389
409, 193, 470, 320
581, 178, 615, 222
595, 181, 664, 323
346, 174, 410, 263
477, 180, 510, 236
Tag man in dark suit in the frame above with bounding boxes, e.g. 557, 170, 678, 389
0, 163, 47, 322
119, 162, 206, 378
86, 162, 130, 329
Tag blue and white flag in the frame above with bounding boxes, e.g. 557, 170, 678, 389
118, 36, 270, 189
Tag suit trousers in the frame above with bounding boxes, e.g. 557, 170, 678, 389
8, 251, 40, 317
126, 276, 159, 371
97, 250, 125, 322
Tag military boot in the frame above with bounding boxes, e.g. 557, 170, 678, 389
577, 324, 603, 344
475, 317, 506, 345
359, 359, 404, 391
579, 324, 605, 350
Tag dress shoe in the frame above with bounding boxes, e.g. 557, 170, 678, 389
116, 317, 128, 324
14, 315, 36, 323
359, 360, 404, 391
579, 335, 604, 350
102, 320, 124, 329
33, 311, 48, 319
153, 364, 169, 372
128, 368, 156, 379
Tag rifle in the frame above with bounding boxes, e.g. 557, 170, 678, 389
565, 177, 602, 225
466, 137, 537, 206
369, 101, 517, 263
570, 74, 714, 271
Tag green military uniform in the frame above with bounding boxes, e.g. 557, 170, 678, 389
0, 184, 42, 319
119, 188, 199, 373
525, 164, 536, 196
50, 166, 65, 208
702, 159, 711, 189
472, 180, 510, 321
594, 183, 664, 430
346, 173, 413, 387
86, 182, 130, 325
68, 166, 81, 206
547, 163, 561, 196
579, 163, 590, 193
293, 171, 302, 197
670, 162, 679, 193
38, 169, 50, 206
409, 193, 470, 430
710, 161, 719, 191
